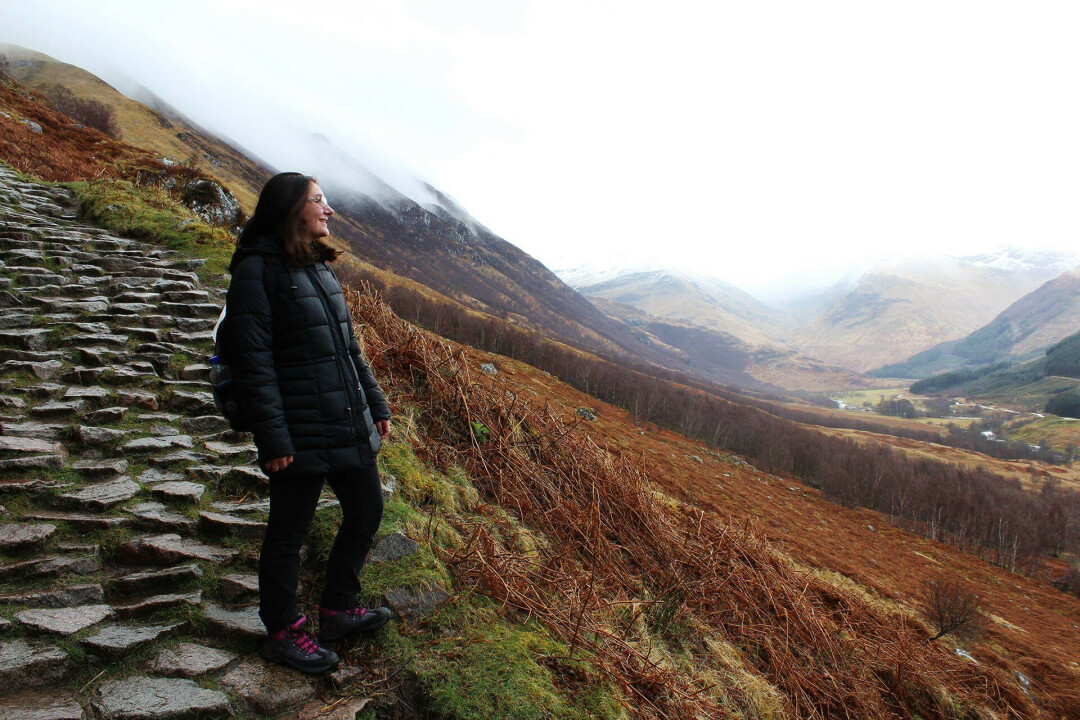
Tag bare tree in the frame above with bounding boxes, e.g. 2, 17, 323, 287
0, 53, 9, 78
921, 576, 985, 643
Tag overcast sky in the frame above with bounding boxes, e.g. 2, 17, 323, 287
2, 1, 1079, 298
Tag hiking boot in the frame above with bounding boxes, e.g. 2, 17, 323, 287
264, 615, 339, 675
318, 604, 392, 643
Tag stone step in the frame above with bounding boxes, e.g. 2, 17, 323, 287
0, 555, 99, 582
16, 604, 113, 635
198, 511, 265, 539
201, 603, 264, 641
147, 642, 236, 678
0, 327, 51, 349
0, 583, 104, 608
81, 622, 185, 660
93, 677, 231, 720
105, 563, 203, 599
0, 639, 75, 690
112, 590, 201, 620
0, 522, 56, 552
55, 477, 140, 511
0, 689, 83, 720
113, 534, 237, 566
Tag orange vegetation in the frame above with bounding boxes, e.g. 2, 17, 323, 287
352, 285, 1080, 719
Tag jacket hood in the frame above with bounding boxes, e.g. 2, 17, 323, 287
228, 234, 282, 274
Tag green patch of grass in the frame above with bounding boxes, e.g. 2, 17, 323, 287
382, 597, 624, 720
63, 179, 234, 287
357, 544, 450, 601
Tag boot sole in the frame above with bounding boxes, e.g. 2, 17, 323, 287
263, 649, 340, 675
318, 611, 392, 644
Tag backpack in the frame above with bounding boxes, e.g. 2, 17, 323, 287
209, 260, 270, 432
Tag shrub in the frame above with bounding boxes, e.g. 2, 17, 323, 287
920, 576, 985, 643
45, 84, 122, 139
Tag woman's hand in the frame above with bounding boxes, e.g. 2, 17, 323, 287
263, 455, 293, 473
375, 419, 391, 439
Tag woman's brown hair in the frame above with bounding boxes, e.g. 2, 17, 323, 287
239, 172, 343, 267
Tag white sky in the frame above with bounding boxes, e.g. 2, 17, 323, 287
2, 1, 1079, 298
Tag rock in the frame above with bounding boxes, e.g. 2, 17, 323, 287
198, 511, 265, 539
148, 450, 208, 466
0, 420, 65, 440
149, 425, 181, 437
188, 464, 265, 489
122, 501, 196, 533
0, 394, 27, 409
0, 442, 69, 468
84, 405, 127, 424
370, 531, 420, 564
117, 389, 158, 410
16, 604, 113, 635
23, 510, 129, 531
76, 425, 128, 445
0, 555, 98, 582
137, 468, 183, 484
576, 407, 597, 421
93, 677, 230, 719
81, 622, 184, 660
0, 639, 74, 689
106, 564, 203, 599
202, 603, 264, 640
180, 415, 228, 435
220, 657, 317, 716
480, 363, 497, 375
149, 481, 205, 503
381, 472, 397, 500
73, 457, 129, 476
0, 583, 104, 608
56, 476, 139, 510
112, 591, 201, 619
218, 573, 259, 604
0, 327, 51, 349
203, 440, 256, 460
120, 435, 194, 453
63, 385, 112, 404
23, 119, 42, 134
383, 585, 450, 622
0, 522, 55, 552
0, 689, 84, 719
0, 358, 65, 379
0, 453, 63, 471
296, 696, 372, 720
147, 642, 236, 678
179, 364, 210, 381
167, 390, 216, 414
114, 534, 237, 566
29, 400, 85, 418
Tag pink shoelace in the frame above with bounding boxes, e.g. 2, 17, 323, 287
289, 627, 320, 655
344, 606, 368, 618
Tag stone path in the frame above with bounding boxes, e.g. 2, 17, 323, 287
0, 166, 371, 718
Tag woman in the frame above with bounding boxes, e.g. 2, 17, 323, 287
226, 172, 392, 674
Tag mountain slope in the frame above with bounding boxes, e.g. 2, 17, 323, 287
571, 269, 788, 346
875, 268, 1080, 377
785, 252, 1073, 372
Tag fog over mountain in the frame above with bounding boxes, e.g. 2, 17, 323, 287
4, 1, 1080, 299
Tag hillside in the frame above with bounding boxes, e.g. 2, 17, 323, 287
571, 269, 788, 346
875, 268, 1080, 378
785, 253, 1072, 372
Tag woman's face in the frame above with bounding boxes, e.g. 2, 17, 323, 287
298, 182, 334, 240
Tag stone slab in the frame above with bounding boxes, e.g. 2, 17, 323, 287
93, 677, 230, 719
383, 585, 450, 622
198, 511, 265, 539
106, 564, 202, 599
0, 639, 74, 690
56, 477, 139, 510
149, 481, 205, 503
0, 689, 84, 719
147, 642, 236, 678
16, 604, 113, 635
370, 531, 420, 564
0, 522, 55, 552
201, 603, 264, 640
220, 657, 317, 716
81, 622, 184, 660
0, 583, 103, 608
114, 534, 237, 566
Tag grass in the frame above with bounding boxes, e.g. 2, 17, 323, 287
63, 179, 235, 286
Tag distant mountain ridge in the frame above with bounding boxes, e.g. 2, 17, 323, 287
783, 252, 1075, 372
875, 267, 1080, 378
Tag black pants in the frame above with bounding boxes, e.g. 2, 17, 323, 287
258, 465, 384, 633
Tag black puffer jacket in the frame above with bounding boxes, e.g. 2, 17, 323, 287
226, 235, 390, 479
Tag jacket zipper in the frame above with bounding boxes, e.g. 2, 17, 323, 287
305, 266, 365, 440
